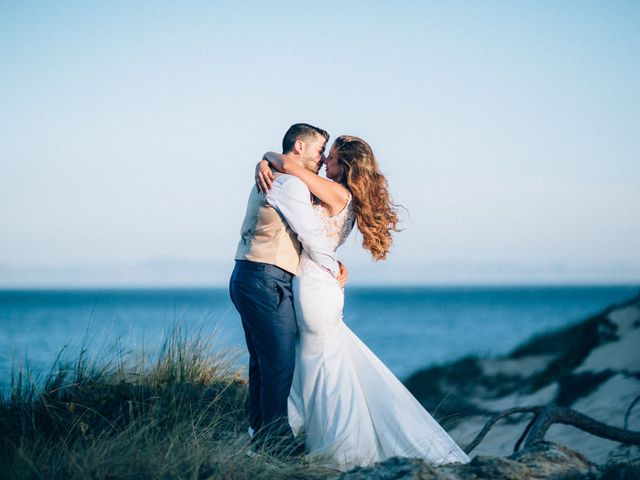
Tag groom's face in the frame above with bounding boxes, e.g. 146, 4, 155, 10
300, 134, 327, 173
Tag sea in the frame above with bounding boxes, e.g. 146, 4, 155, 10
1, 285, 638, 390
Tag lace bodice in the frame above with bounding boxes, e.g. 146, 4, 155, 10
312, 194, 356, 251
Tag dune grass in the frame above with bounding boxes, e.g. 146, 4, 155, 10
0, 325, 337, 480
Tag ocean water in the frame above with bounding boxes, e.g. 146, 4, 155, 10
0, 286, 638, 389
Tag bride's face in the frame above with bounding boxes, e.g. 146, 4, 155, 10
324, 145, 343, 182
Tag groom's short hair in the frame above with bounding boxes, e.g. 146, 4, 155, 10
282, 123, 329, 153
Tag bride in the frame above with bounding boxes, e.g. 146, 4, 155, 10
256, 135, 470, 470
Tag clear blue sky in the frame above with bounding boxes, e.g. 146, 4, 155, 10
1, 1, 639, 286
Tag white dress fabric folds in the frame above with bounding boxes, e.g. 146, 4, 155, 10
288, 196, 470, 470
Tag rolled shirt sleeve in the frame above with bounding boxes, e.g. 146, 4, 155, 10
266, 175, 340, 277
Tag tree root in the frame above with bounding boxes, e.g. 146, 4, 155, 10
464, 403, 640, 454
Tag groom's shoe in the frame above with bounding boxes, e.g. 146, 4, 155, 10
245, 447, 259, 458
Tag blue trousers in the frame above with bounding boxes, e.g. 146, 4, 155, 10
229, 260, 297, 441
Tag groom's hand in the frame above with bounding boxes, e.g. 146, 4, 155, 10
337, 261, 349, 288
255, 160, 274, 193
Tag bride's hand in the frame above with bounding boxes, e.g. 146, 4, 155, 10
255, 160, 274, 193
263, 151, 288, 173
337, 261, 349, 288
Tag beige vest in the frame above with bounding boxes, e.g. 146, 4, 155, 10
234, 175, 301, 274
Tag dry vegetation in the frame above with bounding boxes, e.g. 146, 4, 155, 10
0, 326, 336, 480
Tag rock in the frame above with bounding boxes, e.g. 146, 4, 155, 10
600, 444, 640, 480
606, 444, 640, 464
461, 455, 530, 479
597, 462, 640, 480
338, 442, 602, 480
337, 456, 441, 480
508, 441, 598, 478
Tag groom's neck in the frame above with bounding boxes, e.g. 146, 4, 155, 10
282, 151, 304, 168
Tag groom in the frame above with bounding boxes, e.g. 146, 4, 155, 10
229, 123, 343, 452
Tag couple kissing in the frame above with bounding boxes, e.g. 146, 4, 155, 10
229, 123, 469, 470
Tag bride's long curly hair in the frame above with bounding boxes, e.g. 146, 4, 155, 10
333, 135, 399, 261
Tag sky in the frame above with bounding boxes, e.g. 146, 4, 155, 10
1, 1, 639, 286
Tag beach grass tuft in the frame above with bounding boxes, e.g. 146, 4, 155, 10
0, 324, 336, 480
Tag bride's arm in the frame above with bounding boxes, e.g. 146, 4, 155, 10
260, 152, 350, 216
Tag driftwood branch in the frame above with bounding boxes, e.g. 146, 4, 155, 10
464, 407, 542, 454
624, 394, 640, 430
525, 406, 640, 447
513, 414, 537, 453
464, 404, 640, 455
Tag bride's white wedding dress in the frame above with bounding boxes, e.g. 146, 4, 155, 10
288, 195, 470, 470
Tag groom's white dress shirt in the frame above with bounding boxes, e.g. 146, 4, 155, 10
266, 175, 339, 278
